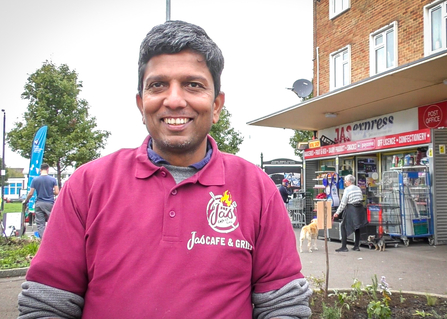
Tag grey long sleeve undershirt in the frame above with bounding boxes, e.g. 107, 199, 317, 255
18, 278, 312, 319
18, 281, 84, 319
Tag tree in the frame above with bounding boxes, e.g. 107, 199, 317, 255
210, 106, 244, 154
7, 61, 110, 186
289, 130, 314, 159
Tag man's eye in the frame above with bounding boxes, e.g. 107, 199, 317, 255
188, 82, 203, 88
150, 82, 164, 88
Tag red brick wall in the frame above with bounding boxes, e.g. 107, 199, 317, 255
313, 0, 433, 95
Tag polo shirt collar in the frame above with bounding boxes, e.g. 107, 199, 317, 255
146, 139, 213, 170
134, 135, 225, 186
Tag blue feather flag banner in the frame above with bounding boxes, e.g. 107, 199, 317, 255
27, 126, 48, 212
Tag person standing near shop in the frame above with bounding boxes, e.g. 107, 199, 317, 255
279, 178, 292, 204
18, 20, 312, 318
23, 163, 59, 239
333, 174, 367, 252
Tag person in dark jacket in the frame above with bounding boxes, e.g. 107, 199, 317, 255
333, 174, 368, 252
279, 178, 292, 204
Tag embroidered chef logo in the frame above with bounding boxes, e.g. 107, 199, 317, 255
206, 191, 239, 233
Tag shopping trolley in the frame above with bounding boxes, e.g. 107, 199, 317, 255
287, 197, 306, 228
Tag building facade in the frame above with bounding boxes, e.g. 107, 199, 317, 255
249, 0, 447, 245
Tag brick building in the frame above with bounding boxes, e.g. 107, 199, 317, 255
249, 0, 447, 245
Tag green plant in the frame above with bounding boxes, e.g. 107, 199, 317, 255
399, 290, 406, 303
321, 302, 342, 319
351, 278, 363, 298
328, 290, 351, 310
364, 276, 392, 318
365, 275, 379, 301
0, 236, 40, 269
379, 276, 392, 305
414, 310, 434, 317
367, 300, 392, 319
308, 273, 326, 293
426, 294, 439, 306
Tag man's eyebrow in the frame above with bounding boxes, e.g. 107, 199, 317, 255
183, 75, 209, 83
144, 74, 210, 85
144, 75, 167, 84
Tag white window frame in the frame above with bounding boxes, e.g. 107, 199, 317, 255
329, 0, 351, 20
424, 0, 447, 56
329, 45, 351, 91
369, 21, 398, 76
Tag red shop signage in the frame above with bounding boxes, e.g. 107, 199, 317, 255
418, 101, 447, 129
304, 129, 431, 159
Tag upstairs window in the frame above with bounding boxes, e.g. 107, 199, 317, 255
330, 45, 351, 91
330, 0, 351, 19
370, 22, 398, 75
424, 0, 447, 55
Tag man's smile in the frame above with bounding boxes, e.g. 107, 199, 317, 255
163, 117, 191, 125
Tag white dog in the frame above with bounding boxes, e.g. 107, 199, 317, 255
300, 218, 319, 253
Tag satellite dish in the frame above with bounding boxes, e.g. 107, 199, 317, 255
292, 79, 313, 98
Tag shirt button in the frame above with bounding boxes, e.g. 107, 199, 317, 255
171, 189, 178, 195
161, 171, 167, 177
169, 211, 176, 218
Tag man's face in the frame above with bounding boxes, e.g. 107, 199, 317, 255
136, 50, 224, 166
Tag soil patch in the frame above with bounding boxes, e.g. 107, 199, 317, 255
310, 290, 447, 318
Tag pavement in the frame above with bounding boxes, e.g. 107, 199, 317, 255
294, 228, 447, 297
1, 226, 446, 318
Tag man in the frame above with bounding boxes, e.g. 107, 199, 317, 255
333, 174, 368, 252
23, 163, 59, 239
279, 178, 292, 204
18, 21, 312, 318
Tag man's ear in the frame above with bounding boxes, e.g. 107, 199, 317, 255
212, 92, 225, 124
136, 93, 144, 115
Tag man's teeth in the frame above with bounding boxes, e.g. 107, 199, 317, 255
165, 118, 189, 125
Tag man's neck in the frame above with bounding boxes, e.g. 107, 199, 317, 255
41, 170, 49, 176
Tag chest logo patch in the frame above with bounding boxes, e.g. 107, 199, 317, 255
206, 191, 239, 233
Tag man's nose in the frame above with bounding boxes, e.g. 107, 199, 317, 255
163, 83, 187, 108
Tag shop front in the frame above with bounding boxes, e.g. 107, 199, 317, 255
303, 101, 447, 246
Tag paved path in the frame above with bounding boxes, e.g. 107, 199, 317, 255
294, 228, 447, 296
1, 228, 446, 318
0, 275, 25, 319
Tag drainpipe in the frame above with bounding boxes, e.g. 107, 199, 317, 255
316, 46, 320, 97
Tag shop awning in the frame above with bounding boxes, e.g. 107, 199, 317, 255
247, 50, 447, 131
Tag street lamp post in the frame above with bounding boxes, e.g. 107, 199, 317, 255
166, 0, 171, 21
1, 109, 5, 212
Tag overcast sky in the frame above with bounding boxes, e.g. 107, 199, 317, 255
0, 0, 313, 169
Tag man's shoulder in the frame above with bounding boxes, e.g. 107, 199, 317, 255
216, 151, 276, 187
218, 151, 260, 170
79, 146, 141, 170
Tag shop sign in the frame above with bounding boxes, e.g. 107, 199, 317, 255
319, 108, 418, 143
304, 129, 431, 159
375, 129, 430, 149
418, 101, 447, 129
309, 140, 320, 148
320, 135, 335, 146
